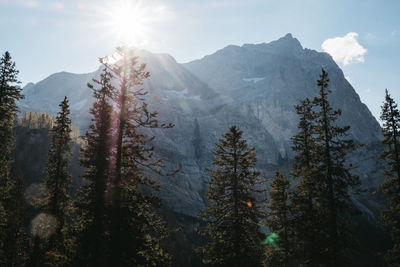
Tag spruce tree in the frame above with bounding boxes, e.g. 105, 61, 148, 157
4, 171, 30, 266
198, 125, 265, 267
74, 49, 172, 266
192, 118, 202, 159
0, 51, 22, 213
73, 62, 115, 266
0, 51, 27, 265
265, 172, 292, 267
378, 89, 400, 265
41, 96, 73, 265
108, 47, 172, 266
311, 69, 360, 265
0, 51, 23, 155
290, 98, 321, 265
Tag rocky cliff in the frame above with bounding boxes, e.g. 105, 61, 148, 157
18, 34, 385, 225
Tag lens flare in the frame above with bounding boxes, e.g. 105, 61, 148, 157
264, 233, 279, 249
31, 213, 58, 239
24, 183, 49, 208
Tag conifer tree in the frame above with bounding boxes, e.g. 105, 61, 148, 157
378, 89, 400, 265
192, 118, 202, 159
74, 49, 172, 266
265, 172, 292, 267
4, 171, 30, 266
311, 69, 360, 265
198, 126, 265, 267
73, 62, 115, 266
0, 51, 23, 155
0, 51, 22, 213
108, 47, 172, 266
0, 51, 27, 265
290, 98, 321, 265
41, 96, 73, 265
0, 203, 6, 265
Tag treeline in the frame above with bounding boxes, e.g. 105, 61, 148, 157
15, 111, 80, 141
0, 49, 399, 267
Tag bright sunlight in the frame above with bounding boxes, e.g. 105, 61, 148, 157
103, 0, 167, 46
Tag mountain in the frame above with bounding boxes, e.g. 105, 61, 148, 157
18, 34, 389, 264
182, 33, 385, 209
184, 33, 381, 147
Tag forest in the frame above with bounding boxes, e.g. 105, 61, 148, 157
0, 48, 399, 267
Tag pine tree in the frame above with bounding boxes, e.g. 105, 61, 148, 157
0, 51, 23, 155
265, 172, 292, 267
4, 170, 30, 266
74, 49, 172, 266
0, 51, 22, 212
0, 51, 27, 265
41, 96, 73, 266
290, 98, 322, 265
73, 62, 115, 266
378, 89, 400, 265
108, 47, 172, 266
311, 69, 360, 265
198, 125, 265, 267
0, 203, 6, 265
192, 118, 202, 159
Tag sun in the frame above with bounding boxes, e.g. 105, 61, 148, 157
93, 0, 170, 55
99, 0, 169, 46
107, 2, 147, 45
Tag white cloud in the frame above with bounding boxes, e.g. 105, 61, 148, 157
321, 32, 367, 65
391, 29, 398, 37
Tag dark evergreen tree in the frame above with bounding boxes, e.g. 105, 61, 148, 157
40, 96, 73, 266
378, 89, 400, 265
4, 170, 30, 266
198, 125, 265, 267
0, 51, 28, 266
0, 203, 6, 265
290, 98, 321, 265
0, 51, 23, 156
73, 62, 115, 267
265, 172, 292, 267
311, 69, 360, 265
108, 47, 172, 266
0, 51, 22, 217
192, 118, 202, 159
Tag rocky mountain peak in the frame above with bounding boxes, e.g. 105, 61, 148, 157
18, 34, 383, 218
269, 32, 303, 50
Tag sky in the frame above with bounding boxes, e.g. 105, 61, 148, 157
0, 0, 399, 121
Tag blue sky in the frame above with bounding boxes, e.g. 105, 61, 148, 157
0, 0, 399, 121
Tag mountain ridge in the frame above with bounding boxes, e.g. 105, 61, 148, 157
18, 34, 383, 220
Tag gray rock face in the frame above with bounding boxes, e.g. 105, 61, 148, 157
18, 34, 384, 220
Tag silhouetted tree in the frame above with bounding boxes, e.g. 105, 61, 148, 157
73, 62, 115, 267
41, 97, 73, 266
311, 69, 360, 265
198, 126, 265, 267
192, 118, 202, 159
109, 47, 172, 266
378, 89, 400, 265
75, 48, 173, 266
4, 170, 30, 266
0, 51, 28, 265
290, 98, 321, 265
265, 172, 293, 266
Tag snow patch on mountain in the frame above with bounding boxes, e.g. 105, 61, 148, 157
242, 77, 266, 83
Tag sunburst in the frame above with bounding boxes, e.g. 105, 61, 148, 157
100, 0, 167, 47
